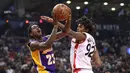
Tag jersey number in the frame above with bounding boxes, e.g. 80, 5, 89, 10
85, 44, 95, 58
46, 54, 55, 65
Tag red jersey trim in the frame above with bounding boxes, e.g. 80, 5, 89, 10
73, 68, 81, 73
73, 43, 79, 69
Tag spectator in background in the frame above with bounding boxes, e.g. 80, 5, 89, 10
6, 66, 15, 73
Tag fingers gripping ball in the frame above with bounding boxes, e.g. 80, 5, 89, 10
52, 3, 71, 21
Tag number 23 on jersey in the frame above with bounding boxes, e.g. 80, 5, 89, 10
46, 54, 55, 65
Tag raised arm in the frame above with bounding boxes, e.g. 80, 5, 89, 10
40, 16, 85, 41
29, 18, 58, 51
45, 31, 67, 41
40, 12, 72, 41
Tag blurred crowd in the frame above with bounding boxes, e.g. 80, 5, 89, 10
0, 0, 130, 73
0, 32, 130, 73
0, 35, 32, 73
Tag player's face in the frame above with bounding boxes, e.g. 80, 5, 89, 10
77, 24, 86, 32
30, 25, 42, 38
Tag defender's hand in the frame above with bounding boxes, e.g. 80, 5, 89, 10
52, 11, 58, 26
65, 14, 71, 26
40, 16, 54, 23
64, 14, 71, 33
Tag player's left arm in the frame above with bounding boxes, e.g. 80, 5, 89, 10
92, 37, 102, 66
92, 49, 102, 67
92, 37, 102, 67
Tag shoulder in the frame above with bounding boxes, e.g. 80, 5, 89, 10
27, 39, 33, 47
27, 40, 39, 48
27, 40, 41, 51
71, 38, 76, 42
83, 32, 95, 42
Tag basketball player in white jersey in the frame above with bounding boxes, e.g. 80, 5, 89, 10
41, 15, 102, 73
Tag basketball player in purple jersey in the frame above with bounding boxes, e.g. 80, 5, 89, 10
27, 14, 71, 73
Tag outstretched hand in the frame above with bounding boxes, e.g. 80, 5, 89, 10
63, 14, 71, 33
52, 11, 59, 26
40, 16, 54, 23
65, 14, 71, 26
40, 12, 58, 26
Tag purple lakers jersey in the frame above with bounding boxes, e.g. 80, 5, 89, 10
27, 37, 56, 73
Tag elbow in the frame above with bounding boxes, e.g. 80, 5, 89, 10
44, 42, 53, 47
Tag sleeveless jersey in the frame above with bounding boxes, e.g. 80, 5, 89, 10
27, 37, 55, 73
70, 32, 96, 70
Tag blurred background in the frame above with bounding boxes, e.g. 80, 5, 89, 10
0, 0, 130, 73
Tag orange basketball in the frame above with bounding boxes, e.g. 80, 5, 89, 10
52, 3, 71, 21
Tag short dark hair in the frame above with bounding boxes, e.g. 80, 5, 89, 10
76, 15, 96, 35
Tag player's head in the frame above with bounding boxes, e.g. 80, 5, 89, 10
28, 24, 42, 39
76, 15, 96, 34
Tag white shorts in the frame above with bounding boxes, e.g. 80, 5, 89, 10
73, 68, 93, 73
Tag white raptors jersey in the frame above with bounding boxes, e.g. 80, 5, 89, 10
70, 32, 96, 70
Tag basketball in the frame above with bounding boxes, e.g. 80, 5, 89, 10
52, 3, 71, 21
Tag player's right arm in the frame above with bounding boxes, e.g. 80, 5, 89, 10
56, 17, 86, 41
40, 16, 86, 41
29, 18, 58, 52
